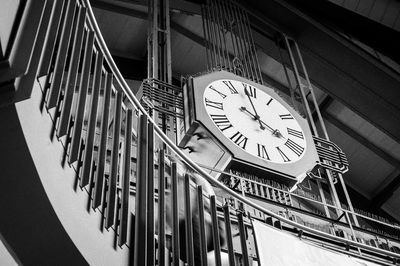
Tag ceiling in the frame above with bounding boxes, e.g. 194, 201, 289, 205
91, 0, 400, 221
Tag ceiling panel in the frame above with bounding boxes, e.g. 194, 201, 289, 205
93, 8, 147, 59
324, 120, 395, 198
382, 186, 400, 221
326, 101, 400, 162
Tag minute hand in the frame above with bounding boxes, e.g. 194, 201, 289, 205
244, 88, 265, 130
240, 107, 284, 138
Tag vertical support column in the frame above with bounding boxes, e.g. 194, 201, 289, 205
146, 122, 155, 266
283, 36, 317, 136
223, 205, 235, 266
171, 162, 180, 266
237, 212, 249, 266
210, 195, 222, 266
197, 186, 208, 266
134, 114, 148, 266
157, 150, 166, 266
184, 174, 195, 266
317, 179, 331, 219
105, 91, 122, 228
119, 108, 133, 246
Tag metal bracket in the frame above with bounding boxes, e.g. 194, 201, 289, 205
313, 136, 349, 175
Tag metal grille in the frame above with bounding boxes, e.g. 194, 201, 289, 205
139, 78, 184, 119
313, 136, 349, 174
202, 0, 263, 84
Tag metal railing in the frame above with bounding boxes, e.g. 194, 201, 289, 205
5, 0, 400, 265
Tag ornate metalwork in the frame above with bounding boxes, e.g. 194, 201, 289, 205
313, 136, 349, 174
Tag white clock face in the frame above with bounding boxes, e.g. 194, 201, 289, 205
203, 79, 307, 164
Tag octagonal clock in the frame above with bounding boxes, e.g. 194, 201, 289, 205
179, 70, 319, 185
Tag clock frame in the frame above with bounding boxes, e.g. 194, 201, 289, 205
179, 70, 319, 185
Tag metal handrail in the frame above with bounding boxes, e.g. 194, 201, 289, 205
82, 0, 400, 260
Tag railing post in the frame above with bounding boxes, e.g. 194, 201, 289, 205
134, 114, 148, 265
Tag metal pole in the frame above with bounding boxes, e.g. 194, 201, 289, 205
157, 150, 166, 266
283, 36, 318, 136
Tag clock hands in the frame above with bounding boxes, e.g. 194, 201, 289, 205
244, 88, 265, 130
240, 106, 285, 138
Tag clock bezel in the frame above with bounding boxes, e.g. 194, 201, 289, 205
186, 70, 319, 180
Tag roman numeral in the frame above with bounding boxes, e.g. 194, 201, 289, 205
222, 80, 238, 94
287, 128, 304, 139
266, 98, 273, 106
276, 147, 290, 162
209, 85, 227, 99
211, 114, 233, 131
230, 131, 248, 149
284, 138, 304, 156
257, 143, 270, 160
242, 83, 256, 98
205, 98, 223, 110
279, 114, 293, 120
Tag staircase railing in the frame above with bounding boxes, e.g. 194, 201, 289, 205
4, 0, 400, 264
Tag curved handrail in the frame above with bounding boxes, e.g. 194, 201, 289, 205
83, 0, 400, 260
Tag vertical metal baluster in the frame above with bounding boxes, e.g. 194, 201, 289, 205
212, 0, 227, 70
47, 0, 76, 108
221, 0, 237, 72
213, 0, 225, 69
38, 0, 66, 77
237, 8, 255, 82
227, 0, 243, 76
69, 31, 95, 163
105, 91, 122, 228
80, 53, 103, 188
244, 11, 263, 84
237, 212, 249, 266
119, 109, 133, 246
210, 195, 222, 266
223, 205, 235, 266
171, 162, 180, 266
57, 7, 86, 137
232, 3, 249, 80
207, 0, 221, 67
217, 0, 231, 71
204, 5, 216, 69
197, 186, 208, 266
157, 150, 166, 266
134, 114, 148, 266
147, 122, 155, 266
201, 6, 211, 71
92, 73, 113, 209
184, 174, 195, 266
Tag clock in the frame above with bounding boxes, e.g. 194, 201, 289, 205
203, 78, 307, 164
179, 70, 319, 186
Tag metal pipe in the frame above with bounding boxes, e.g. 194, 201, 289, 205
157, 150, 166, 266
210, 195, 222, 266
119, 108, 133, 246
197, 185, 208, 266
236, 6, 254, 81
223, 205, 235, 266
184, 174, 195, 265
237, 212, 249, 266
201, 6, 211, 71
244, 10, 263, 84
105, 91, 122, 228
134, 114, 148, 266
171, 162, 180, 266
294, 42, 328, 139
146, 121, 155, 265
283, 36, 318, 136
